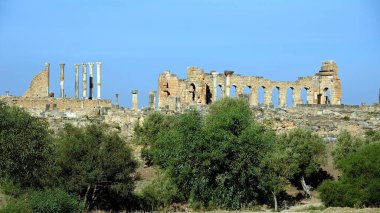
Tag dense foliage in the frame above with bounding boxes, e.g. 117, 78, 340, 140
54, 124, 138, 210
319, 142, 380, 207
0, 102, 52, 190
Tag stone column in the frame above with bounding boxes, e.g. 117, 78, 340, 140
293, 88, 302, 106
45, 62, 50, 97
132, 90, 138, 111
96, 62, 102, 99
211, 71, 218, 102
279, 88, 287, 107
74, 64, 79, 99
264, 89, 272, 106
88, 62, 94, 100
224, 71, 234, 97
115, 94, 119, 108
82, 63, 87, 99
250, 88, 258, 106
149, 91, 157, 109
59, 63, 65, 98
176, 97, 181, 112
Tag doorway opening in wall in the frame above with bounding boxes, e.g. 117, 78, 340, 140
301, 87, 308, 104
165, 91, 170, 97
231, 85, 237, 97
190, 83, 196, 102
258, 86, 265, 106
217, 84, 223, 100
271, 87, 279, 108
205, 84, 212, 104
286, 87, 294, 107
243, 86, 251, 103
324, 87, 331, 104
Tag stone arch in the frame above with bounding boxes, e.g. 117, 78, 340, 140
217, 84, 223, 100
258, 86, 265, 106
231, 85, 237, 97
243, 86, 251, 104
286, 87, 294, 107
190, 83, 196, 102
322, 87, 331, 105
205, 84, 212, 104
301, 87, 309, 104
271, 86, 280, 108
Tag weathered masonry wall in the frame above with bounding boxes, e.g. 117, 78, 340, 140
158, 61, 342, 111
24, 63, 50, 98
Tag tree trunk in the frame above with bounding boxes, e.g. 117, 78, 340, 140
272, 191, 278, 212
300, 176, 312, 198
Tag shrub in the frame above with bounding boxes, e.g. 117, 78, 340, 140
0, 188, 83, 213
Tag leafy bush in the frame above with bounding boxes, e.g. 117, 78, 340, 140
0, 188, 83, 213
54, 124, 137, 210
0, 102, 52, 189
149, 98, 276, 209
319, 143, 380, 207
332, 131, 365, 167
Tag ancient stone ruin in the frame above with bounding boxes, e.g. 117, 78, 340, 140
158, 61, 342, 111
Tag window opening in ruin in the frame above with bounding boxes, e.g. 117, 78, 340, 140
165, 91, 170, 97
324, 87, 331, 105
301, 88, 308, 104
190, 83, 196, 102
243, 86, 251, 103
286, 87, 294, 107
205, 84, 212, 104
271, 87, 280, 108
258, 86, 265, 106
217, 84, 223, 99
231, 85, 237, 97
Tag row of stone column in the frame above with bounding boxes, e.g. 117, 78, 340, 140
59, 62, 102, 100
114, 90, 157, 111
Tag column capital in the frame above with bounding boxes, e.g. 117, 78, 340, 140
132, 90, 138, 94
74, 64, 80, 67
224, 70, 234, 76
88, 62, 94, 66
96, 62, 102, 65
60, 63, 65, 68
211, 70, 218, 76
82, 63, 87, 67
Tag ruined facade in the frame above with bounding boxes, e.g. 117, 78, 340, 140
158, 61, 342, 110
6, 62, 112, 112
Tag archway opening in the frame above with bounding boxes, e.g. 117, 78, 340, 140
231, 85, 237, 97
190, 83, 196, 102
324, 87, 331, 104
271, 87, 279, 108
301, 87, 308, 104
286, 87, 294, 107
258, 86, 265, 106
243, 86, 251, 103
206, 84, 212, 104
217, 84, 223, 100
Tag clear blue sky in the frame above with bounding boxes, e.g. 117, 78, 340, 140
0, 0, 379, 107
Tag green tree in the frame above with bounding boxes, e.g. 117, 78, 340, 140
132, 111, 172, 165
150, 98, 276, 209
278, 128, 326, 198
319, 143, 380, 207
0, 102, 52, 191
332, 131, 365, 167
54, 124, 137, 210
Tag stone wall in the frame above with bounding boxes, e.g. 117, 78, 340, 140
158, 61, 342, 111
23, 63, 50, 98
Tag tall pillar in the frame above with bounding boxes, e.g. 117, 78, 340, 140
149, 91, 157, 109
132, 90, 138, 111
293, 88, 302, 106
115, 94, 119, 108
96, 62, 102, 99
74, 64, 79, 99
88, 62, 94, 100
250, 88, 258, 106
264, 89, 272, 106
224, 71, 234, 97
211, 71, 218, 102
176, 97, 181, 112
45, 62, 50, 97
279, 88, 287, 107
82, 63, 87, 99
59, 63, 65, 98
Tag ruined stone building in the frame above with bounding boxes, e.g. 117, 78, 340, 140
3, 62, 112, 111
158, 61, 342, 111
